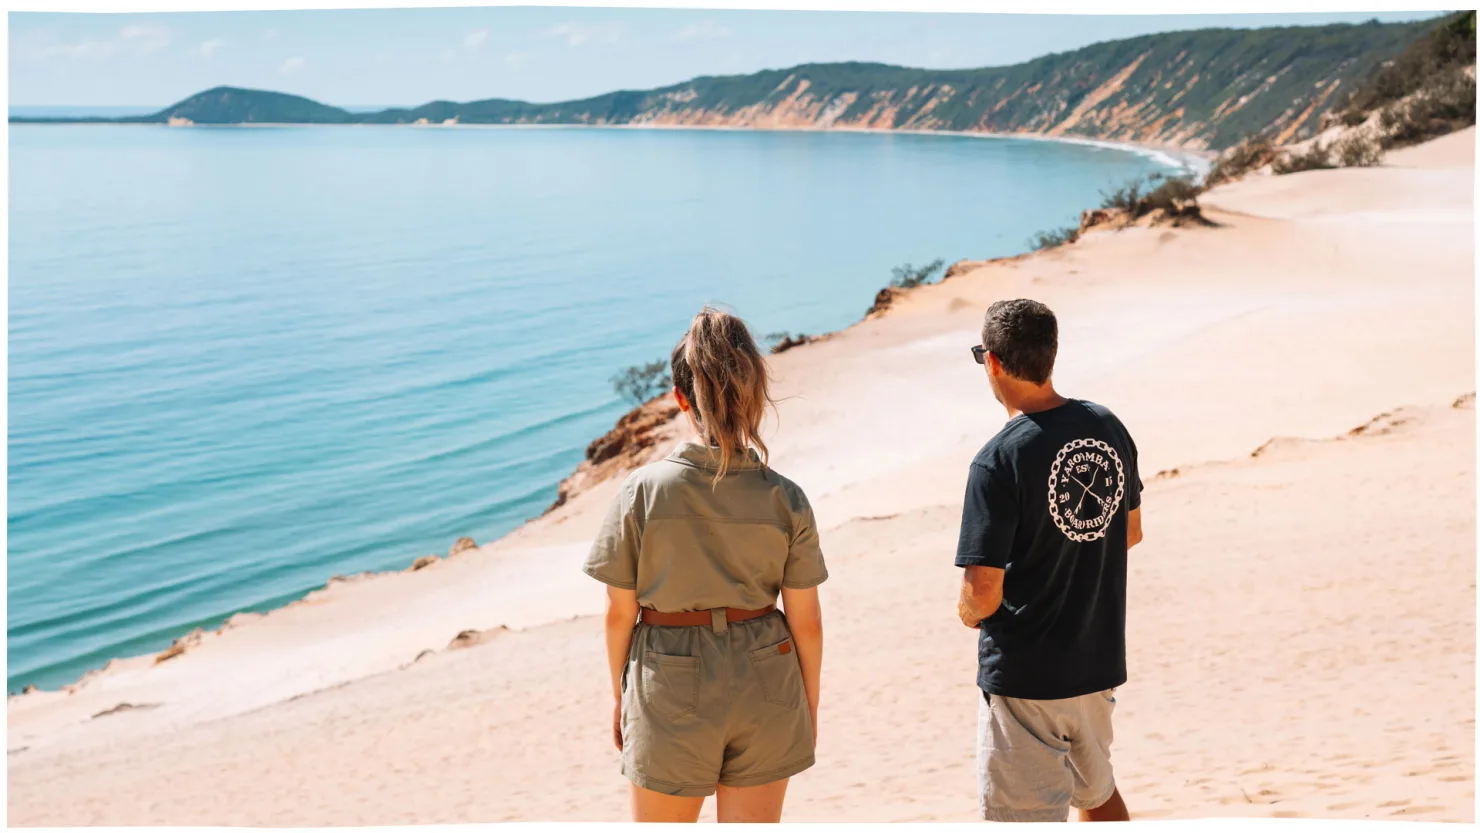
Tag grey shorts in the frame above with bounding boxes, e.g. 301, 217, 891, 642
976, 687, 1118, 823
620, 611, 815, 797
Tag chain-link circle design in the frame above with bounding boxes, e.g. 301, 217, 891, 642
1046, 438, 1126, 543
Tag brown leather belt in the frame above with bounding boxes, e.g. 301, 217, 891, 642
639, 605, 775, 627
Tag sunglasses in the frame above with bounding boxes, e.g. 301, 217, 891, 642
971, 345, 989, 365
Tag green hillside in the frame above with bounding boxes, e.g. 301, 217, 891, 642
13, 14, 1460, 150
148, 87, 355, 125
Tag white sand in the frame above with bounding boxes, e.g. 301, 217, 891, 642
8, 129, 1474, 824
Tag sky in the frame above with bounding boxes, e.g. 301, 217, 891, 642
9, 7, 1448, 108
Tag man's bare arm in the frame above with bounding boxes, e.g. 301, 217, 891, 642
958, 565, 1005, 628
1127, 507, 1143, 550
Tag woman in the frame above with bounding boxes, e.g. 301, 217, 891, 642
583, 306, 827, 823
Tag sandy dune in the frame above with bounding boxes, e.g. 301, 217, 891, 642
8, 129, 1475, 824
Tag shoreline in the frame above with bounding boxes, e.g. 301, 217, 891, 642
7, 124, 1202, 697
14, 128, 1465, 700
10, 118, 1214, 174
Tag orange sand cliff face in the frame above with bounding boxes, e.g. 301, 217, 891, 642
544, 44, 1375, 152
545, 396, 682, 514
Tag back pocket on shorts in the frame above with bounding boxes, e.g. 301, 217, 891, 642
748, 639, 803, 708
640, 652, 700, 719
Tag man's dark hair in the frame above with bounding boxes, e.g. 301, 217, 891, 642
982, 299, 1057, 384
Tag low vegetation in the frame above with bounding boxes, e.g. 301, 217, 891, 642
889, 259, 945, 289
1337, 10, 1476, 139
1269, 129, 1386, 175
1376, 70, 1477, 148
1099, 173, 1205, 220
1030, 226, 1081, 251
763, 332, 814, 354
610, 360, 671, 406
1271, 141, 1336, 175
1210, 125, 1385, 182
1205, 137, 1277, 186
1334, 130, 1386, 167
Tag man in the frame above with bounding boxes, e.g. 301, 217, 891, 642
955, 299, 1143, 823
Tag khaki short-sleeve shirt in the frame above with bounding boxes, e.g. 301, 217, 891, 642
583, 442, 828, 611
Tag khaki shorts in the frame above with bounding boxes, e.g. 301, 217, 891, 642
620, 610, 815, 797
976, 688, 1117, 823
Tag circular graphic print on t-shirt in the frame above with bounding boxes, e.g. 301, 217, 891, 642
1047, 438, 1126, 543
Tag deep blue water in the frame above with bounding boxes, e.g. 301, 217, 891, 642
7, 124, 1176, 691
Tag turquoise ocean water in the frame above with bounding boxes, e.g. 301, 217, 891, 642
8, 124, 1177, 691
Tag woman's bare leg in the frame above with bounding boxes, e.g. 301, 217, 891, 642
630, 784, 704, 822
1078, 787, 1130, 822
715, 778, 789, 823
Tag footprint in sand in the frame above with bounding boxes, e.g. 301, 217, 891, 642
1392, 806, 1445, 816
1327, 802, 1361, 811
1378, 799, 1411, 808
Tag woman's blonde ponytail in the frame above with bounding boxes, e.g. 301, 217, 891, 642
668, 306, 773, 480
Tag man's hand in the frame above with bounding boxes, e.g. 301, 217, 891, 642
958, 565, 1005, 628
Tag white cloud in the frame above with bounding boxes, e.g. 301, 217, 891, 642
545, 22, 623, 47
440, 28, 489, 63
17, 24, 172, 63
504, 51, 531, 68
262, 29, 280, 41
675, 22, 731, 42
374, 52, 391, 65
119, 25, 170, 55
464, 29, 489, 51
279, 56, 305, 75
191, 38, 225, 59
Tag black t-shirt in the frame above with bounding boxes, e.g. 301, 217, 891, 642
955, 399, 1142, 700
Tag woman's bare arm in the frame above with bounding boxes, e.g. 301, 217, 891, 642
604, 586, 640, 749
780, 585, 824, 744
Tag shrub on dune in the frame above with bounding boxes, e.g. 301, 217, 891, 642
1377, 69, 1477, 148
1334, 130, 1386, 167
1097, 173, 1205, 220
1272, 141, 1336, 175
1206, 136, 1277, 185
889, 259, 946, 289
1030, 226, 1081, 251
611, 360, 671, 406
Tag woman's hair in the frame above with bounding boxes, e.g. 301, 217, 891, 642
669, 306, 773, 480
